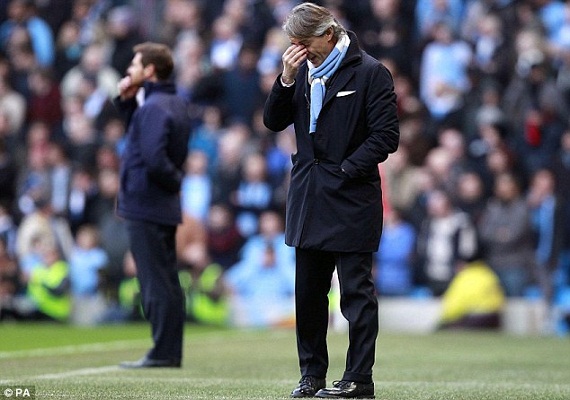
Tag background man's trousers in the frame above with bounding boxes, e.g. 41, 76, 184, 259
127, 219, 185, 362
295, 248, 378, 383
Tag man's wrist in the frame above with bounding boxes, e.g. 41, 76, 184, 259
280, 75, 295, 87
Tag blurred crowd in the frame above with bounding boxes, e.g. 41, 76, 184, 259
0, 0, 569, 332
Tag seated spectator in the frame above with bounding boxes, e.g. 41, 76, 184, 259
231, 152, 273, 236
14, 123, 52, 216
415, 189, 479, 296
62, 112, 100, 167
210, 122, 249, 204
419, 21, 472, 137
105, 5, 141, 77
90, 168, 129, 305
383, 143, 421, 217
66, 166, 99, 234
188, 105, 224, 176
46, 142, 73, 219
15, 194, 74, 279
437, 255, 505, 331
502, 45, 568, 176
205, 203, 245, 270
176, 212, 207, 262
59, 43, 120, 102
26, 67, 63, 130
454, 170, 488, 225
101, 251, 142, 323
0, 237, 19, 320
17, 244, 70, 321
181, 150, 212, 222
68, 224, 109, 325
219, 44, 262, 126
178, 242, 228, 326
478, 171, 536, 296
0, 74, 26, 140
0, 0, 55, 68
209, 13, 243, 71
53, 20, 82, 81
225, 209, 295, 327
374, 208, 416, 296
527, 168, 566, 333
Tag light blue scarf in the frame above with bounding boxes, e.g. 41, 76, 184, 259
308, 33, 350, 133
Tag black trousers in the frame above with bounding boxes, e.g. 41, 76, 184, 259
295, 248, 378, 384
126, 219, 185, 361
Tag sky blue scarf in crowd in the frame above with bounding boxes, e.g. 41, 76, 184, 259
308, 33, 350, 133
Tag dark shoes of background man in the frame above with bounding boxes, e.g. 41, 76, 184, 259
291, 375, 326, 397
119, 356, 181, 369
315, 380, 375, 398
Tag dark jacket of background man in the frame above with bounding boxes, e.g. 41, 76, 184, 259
116, 81, 190, 225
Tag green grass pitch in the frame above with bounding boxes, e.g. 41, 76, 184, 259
1, 322, 569, 399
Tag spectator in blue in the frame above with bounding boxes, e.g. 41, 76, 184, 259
419, 21, 472, 137
0, 0, 55, 68
415, 0, 464, 42
374, 208, 416, 296
231, 152, 273, 237
220, 44, 263, 127
527, 168, 565, 307
551, 130, 570, 287
264, 128, 296, 191
53, 20, 83, 81
181, 150, 212, 223
536, 0, 566, 42
225, 209, 295, 327
188, 105, 224, 176
209, 13, 243, 72
68, 224, 108, 325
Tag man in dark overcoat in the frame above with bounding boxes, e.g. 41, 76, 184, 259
115, 42, 190, 368
263, 3, 400, 399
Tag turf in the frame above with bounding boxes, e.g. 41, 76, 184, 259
0, 322, 569, 399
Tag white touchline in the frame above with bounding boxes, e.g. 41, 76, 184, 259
35, 366, 121, 380
0, 366, 120, 384
0, 339, 150, 360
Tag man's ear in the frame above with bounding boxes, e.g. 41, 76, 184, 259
143, 63, 155, 80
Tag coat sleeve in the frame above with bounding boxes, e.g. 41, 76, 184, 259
341, 63, 400, 178
113, 96, 138, 127
263, 74, 296, 132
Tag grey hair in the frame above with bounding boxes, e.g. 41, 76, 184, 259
282, 2, 346, 40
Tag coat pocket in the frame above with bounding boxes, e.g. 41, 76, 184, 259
125, 167, 148, 193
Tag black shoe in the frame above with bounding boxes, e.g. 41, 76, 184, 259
291, 375, 326, 398
315, 380, 374, 398
119, 356, 181, 369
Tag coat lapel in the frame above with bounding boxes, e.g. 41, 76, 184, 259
322, 70, 355, 108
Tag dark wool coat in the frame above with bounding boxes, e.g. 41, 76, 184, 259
263, 32, 400, 252
115, 81, 191, 226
